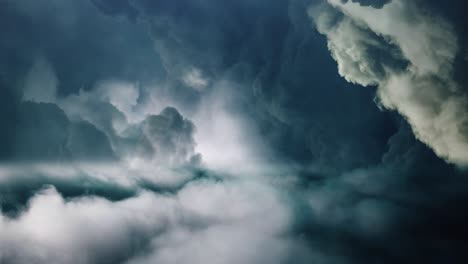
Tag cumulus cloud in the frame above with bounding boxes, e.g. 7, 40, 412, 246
17, 55, 200, 167
139, 107, 200, 166
3, 120, 465, 264
60, 92, 201, 167
0, 187, 176, 264
3, 0, 468, 263
87, 0, 397, 173
311, 0, 468, 166
0, 174, 299, 264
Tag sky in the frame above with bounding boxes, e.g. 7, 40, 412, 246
1, 0, 468, 263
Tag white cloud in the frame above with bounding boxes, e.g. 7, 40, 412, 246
192, 81, 271, 174
127, 180, 292, 264
0, 176, 294, 264
313, 9, 390, 86
311, 0, 468, 166
94, 80, 140, 122
328, 0, 457, 77
0, 187, 175, 264
182, 68, 209, 91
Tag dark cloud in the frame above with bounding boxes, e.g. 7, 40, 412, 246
3, 101, 116, 162
0, 77, 20, 160
117, 0, 398, 172
1, 0, 468, 263
67, 121, 115, 160
285, 120, 468, 263
0, 168, 136, 217
0, 0, 164, 96
13, 102, 69, 161
340, 0, 391, 8
141, 107, 200, 165
2, 0, 396, 172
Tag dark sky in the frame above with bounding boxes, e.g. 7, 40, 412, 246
1, 0, 468, 263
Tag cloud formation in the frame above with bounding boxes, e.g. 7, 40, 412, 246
2, 0, 468, 263
0, 170, 301, 264
312, 0, 468, 166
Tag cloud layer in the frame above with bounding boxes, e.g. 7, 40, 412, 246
1, 0, 468, 263
0, 178, 296, 264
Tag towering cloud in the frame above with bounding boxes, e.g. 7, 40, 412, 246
311, 0, 468, 166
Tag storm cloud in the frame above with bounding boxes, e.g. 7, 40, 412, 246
1, 0, 468, 263
311, 0, 468, 166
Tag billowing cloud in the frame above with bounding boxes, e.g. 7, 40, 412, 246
140, 107, 200, 166
0, 170, 301, 264
78, 0, 397, 172
311, 0, 468, 166
2, 0, 468, 263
